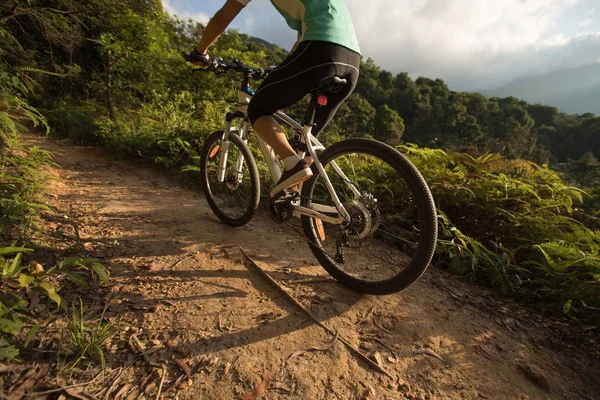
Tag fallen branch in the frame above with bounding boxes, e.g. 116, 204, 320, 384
156, 365, 167, 400
287, 331, 339, 360
414, 348, 449, 366
362, 335, 400, 359
98, 367, 123, 400
170, 253, 198, 269
281, 278, 337, 285
238, 246, 395, 380
373, 314, 393, 334
175, 359, 192, 379
25, 373, 105, 397
129, 334, 161, 368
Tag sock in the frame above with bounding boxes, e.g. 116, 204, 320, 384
284, 155, 301, 171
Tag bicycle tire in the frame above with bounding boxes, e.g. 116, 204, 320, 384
201, 130, 260, 227
300, 138, 438, 294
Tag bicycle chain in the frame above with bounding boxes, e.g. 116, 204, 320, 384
278, 194, 362, 263
284, 219, 342, 262
271, 193, 341, 262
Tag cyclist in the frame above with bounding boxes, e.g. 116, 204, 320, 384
189, 0, 361, 198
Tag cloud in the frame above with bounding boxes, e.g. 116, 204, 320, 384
579, 18, 594, 27
340, 0, 600, 90
161, 0, 209, 23
165, 0, 600, 91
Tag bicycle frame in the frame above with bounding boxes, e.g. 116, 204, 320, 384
216, 86, 362, 225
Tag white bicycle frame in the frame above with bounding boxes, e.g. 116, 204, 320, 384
216, 88, 363, 225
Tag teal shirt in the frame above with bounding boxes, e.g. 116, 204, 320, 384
237, 0, 361, 54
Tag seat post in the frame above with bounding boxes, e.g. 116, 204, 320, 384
302, 94, 321, 127
302, 76, 346, 128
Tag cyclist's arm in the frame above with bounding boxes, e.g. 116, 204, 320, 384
195, 0, 245, 54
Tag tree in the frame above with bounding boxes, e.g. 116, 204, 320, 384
334, 94, 376, 139
374, 105, 404, 145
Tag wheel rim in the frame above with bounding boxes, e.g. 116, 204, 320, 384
305, 149, 430, 284
204, 138, 254, 221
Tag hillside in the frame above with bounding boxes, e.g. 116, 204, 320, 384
5, 132, 598, 399
1, 1, 599, 396
483, 63, 600, 116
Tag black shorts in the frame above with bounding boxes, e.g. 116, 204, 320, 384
247, 41, 361, 136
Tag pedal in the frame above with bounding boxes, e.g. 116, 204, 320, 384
268, 192, 299, 223
272, 190, 299, 204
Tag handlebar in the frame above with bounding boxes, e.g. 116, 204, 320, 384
182, 51, 272, 80
210, 59, 273, 80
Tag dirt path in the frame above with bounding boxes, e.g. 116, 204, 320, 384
30, 134, 599, 399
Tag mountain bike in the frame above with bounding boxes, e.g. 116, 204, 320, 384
196, 58, 438, 295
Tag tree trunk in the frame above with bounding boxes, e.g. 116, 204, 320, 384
106, 50, 116, 121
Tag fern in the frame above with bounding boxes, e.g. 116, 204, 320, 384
0, 336, 20, 361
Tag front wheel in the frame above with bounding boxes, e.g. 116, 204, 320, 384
301, 138, 438, 294
201, 130, 260, 226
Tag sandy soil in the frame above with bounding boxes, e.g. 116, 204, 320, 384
8, 134, 599, 400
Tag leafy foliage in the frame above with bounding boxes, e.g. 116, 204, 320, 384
1, 1, 598, 325
403, 146, 600, 321
1, 8, 114, 364
0, 246, 111, 361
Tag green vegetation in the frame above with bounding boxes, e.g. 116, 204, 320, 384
403, 147, 599, 320
0, 0, 598, 328
1, 18, 112, 361
60, 297, 116, 371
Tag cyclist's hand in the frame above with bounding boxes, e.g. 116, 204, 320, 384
187, 49, 212, 69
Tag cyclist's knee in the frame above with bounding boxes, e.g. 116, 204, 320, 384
247, 100, 268, 126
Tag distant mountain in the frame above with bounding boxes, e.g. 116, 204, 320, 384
482, 63, 600, 116
248, 36, 283, 52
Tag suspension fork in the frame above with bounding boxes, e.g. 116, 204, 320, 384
217, 121, 232, 183
217, 110, 250, 183
233, 122, 250, 185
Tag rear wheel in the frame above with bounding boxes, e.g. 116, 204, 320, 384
301, 138, 438, 294
201, 130, 260, 226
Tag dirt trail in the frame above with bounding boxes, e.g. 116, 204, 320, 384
30, 134, 598, 399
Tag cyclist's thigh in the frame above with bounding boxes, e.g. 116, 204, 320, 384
248, 41, 337, 123
313, 48, 361, 136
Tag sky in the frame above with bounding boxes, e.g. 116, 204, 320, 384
162, 0, 600, 91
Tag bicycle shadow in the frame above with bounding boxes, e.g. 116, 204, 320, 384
106, 214, 365, 358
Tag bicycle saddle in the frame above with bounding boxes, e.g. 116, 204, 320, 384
314, 76, 348, 95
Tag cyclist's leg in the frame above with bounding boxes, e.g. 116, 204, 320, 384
312, 47, 361, 136
248, 41, 343, 197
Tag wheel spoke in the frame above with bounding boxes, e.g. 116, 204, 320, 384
300, 139, 437, 294
202, 132, 259, 226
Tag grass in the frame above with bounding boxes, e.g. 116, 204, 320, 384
61, 297, 118, 372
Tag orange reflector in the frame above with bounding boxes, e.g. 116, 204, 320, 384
316, 218, 325, 241
209, 145, 220, 159
317, 95, 328, 106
